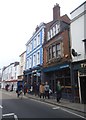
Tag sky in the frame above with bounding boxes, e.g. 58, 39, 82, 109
0, 0, 85, 69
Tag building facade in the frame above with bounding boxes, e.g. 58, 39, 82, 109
2, 62, 19, 90
24, 22, 46, 87
70, 1, 86, 103
18, 51, 26, 80
43, 4, 72, 100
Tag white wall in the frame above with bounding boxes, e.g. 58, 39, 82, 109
70, 2, 86, 62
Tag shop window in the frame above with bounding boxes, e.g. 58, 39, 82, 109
65, 78, 71, 86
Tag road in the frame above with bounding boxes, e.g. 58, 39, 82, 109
0, 90, 86, 119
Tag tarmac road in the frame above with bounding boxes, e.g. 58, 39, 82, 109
0, 90, 86, 119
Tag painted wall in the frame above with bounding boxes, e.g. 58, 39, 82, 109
25, 23, 45, 70
70, 2, 86, 61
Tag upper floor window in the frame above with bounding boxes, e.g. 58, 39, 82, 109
37, 52, 40, 64
52, 45, 56, 58
47, 23, 60, 41
53, 27, 55, 36
33, 54, 36, 66
30, 42, 32, 52
47, 31, 50, 41
56, 43, 61, 57
56, 24, 60, 34
34, 38, 37, 48
29, 57, 32, 68
50, 29, 53, 38
26, 59, 29, 69
49, 47, 52, 60
37, 34, 40, 46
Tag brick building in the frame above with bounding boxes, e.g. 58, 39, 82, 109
43, 4, 72, 100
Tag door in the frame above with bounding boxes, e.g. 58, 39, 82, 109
80, 76, 86, 104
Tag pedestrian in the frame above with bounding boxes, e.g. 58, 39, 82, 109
39, 83, 45, 99
33, 81, 37, 96
16, 84, 23, 98
10, 84, 14, 92
44, 82, 50, 99
23, 82, 27, 95
36, 82, 40, 96
56, 81, 62, 102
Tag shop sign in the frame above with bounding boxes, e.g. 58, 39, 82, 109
81, 63, 86, 68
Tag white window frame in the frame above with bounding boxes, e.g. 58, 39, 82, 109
56, 24, 60, 34
37, 51, 40, 65
29, 56, 32, 68
26, 59, 29, 69
37, 34, 40, 46
47, 31, 50, 41
33, 54, 36, 66
53, 27, 55, 36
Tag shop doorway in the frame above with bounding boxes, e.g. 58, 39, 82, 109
80, 76, 86, 104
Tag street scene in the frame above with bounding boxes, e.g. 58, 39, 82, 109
0, 0, 86, 119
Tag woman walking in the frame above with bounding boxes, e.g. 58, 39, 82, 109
39, 83, 45, 99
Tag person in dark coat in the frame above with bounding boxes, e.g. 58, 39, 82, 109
56, 81, 62, 102
16, 84, 23, 97
23, 82, 27, 95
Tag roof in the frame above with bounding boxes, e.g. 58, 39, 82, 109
70, 1, 86, 14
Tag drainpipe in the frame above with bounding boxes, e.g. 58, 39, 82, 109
78, 71, 82, 103
67, 27, 74, 102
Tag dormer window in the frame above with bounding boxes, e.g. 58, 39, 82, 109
47, 31, 50, 41
56, 24, 60, 34
47, 23, 60, 41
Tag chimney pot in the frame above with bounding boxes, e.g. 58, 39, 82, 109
53, 3, 60, 21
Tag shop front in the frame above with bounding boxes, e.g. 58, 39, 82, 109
43, 62, 73, 101
23, 66, 42, 90
72, 60, 86, 103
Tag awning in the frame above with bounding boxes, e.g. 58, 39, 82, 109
43, 63, 69, 72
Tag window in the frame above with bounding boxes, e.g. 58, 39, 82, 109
26, 59, 29, 69
29, 57, 32, 68
53, 27, 55, 36
33, 54, 36, 66
52, 45, 56, 58
29, 42, 32, 52
34, 38, 37, 48
47, 31, 50, 40
50, 29, 53, 38
37, 52, 40, 64
49, 47, 52, 60
56, 24, 60, 34
56, 43, 61, 57
38, 34, 40, 45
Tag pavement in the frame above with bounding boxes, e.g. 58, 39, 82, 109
25, 93, 86, 115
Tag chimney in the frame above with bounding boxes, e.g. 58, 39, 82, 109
35, 25, 39, 32
53, 3, 60, 21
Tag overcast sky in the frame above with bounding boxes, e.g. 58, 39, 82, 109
0, 0, 85, 68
